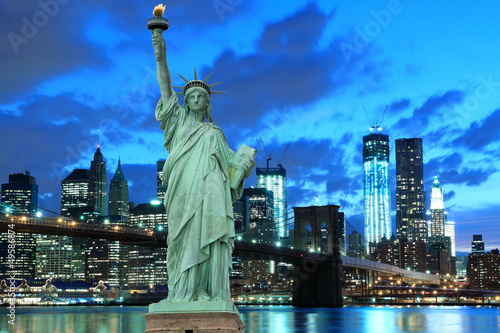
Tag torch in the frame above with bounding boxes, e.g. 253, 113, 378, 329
147, 4, 170, 37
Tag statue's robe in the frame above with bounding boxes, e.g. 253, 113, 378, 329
156, 91, 244, 301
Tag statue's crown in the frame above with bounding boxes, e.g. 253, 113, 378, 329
173, 67, 224, 96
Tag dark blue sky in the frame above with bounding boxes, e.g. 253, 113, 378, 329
1, 1, 500, 252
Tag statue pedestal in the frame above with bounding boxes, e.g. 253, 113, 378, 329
145, 300, 245, 333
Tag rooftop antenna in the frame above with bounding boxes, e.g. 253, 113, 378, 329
97, 129, 101, 148
259, 137, 272, 170
277, 143, 289, 168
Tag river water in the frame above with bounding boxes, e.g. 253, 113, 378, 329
1, 305, 499, 332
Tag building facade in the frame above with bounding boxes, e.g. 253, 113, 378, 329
109, 159, 129, 223
242, 188, 276, 244
156, 160, 167, 202
363, 129, 391, 246
468, 249, 500, 290
0, 171, 38, 279
256, 166, 287, 238
88, 147, 107, 216
395, 138, 427, 242
127, 202, 168, 287
429, 176, 447, 238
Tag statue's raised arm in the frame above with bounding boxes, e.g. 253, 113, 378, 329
152, 31, 172, 105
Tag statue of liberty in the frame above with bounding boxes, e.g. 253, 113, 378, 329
152, 30, 255, 302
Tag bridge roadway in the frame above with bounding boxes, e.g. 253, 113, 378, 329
0, 215, 439, 283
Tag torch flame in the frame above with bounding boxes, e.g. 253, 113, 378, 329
153, 4, 166, 16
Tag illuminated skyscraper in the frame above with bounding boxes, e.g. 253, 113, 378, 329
157, 160, 167, 201
363, 128, 391, 246
395, 138, 427, 242
445, 221, 456, 257
257, 166, 287, 238
429, 176, 446, 237
88, 146, 107, 216
61, 169, 90, 281
0, 171, 38, 279
242, 188, 276, 244
128, 202, 168, 287
109, 159, 129, 222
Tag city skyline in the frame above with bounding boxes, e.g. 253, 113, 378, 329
1, 1, 500, 252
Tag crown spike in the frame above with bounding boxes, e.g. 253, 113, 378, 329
194, 67, 198, 80
208, 82, 223, 88
177, 73, 190, 83
210, 91, 226, 94
203, 71, 214, 83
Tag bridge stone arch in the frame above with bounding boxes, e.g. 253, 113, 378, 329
292, 205, 342, 307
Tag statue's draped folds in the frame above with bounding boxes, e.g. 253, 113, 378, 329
156, 91, 243, 301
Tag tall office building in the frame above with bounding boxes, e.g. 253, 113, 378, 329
468, 249, 500, 290
61, 169, 90, 281
347, 231, 365, 259
157, 160, 167, 201
471, 235, 485, 254
429, 176, 446, 238
128, 202, 168, 287
395, 138, 427, 242
61, 169, 90, 216
0, 171, 38, 278
242, 188, 276, 244
109, 159, 129, 223
257, 166, 287, 238
363, 128, 391, 246
88, 146, 107, 216
445, 221, 456, 257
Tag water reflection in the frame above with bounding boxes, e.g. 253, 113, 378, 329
0, 305, 499, 333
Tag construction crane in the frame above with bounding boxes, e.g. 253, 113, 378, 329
277, 143, 289, 168
259, 137, 272, 170
363, 105, 388, 133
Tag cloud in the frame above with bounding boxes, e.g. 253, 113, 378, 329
393, 90, 464, 136
452, 108, 500, 150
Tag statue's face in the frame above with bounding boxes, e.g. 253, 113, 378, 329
186, 89, 208, 113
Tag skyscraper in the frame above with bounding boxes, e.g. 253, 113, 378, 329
395, 138, 426, 242
61, 169, 90, 216
88, 146, 107, 216
256, 166, 287, 238
61, 169, 90, 281
429, 176, 446, 238
128, 202, 168, 287
242, 188, 276, 244
363, 128, 391, 246
0, 171, 38, 279
445, 221, 456, 257
157, 160, 167, 201
109, 159, 129, 223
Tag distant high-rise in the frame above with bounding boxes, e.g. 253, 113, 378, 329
61, 168, 90, 281
242, 188, 276, 244
468, 249, 500, 290
395, 138, 427, 242
471, 235, 485, 254
109, 159, 129, 223
157, 160, 167, 201
88, 146, 107, 216
347, 230, 365, 259
0, 171, 38, 279
363, 128, 391, 245
128, 202, 168, 287
61, 169, 90, 216
445, 221, 456, 257
429, 176, 446, 238
257, 166, 287, 238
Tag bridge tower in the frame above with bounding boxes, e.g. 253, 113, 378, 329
292, 205, 342, 307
